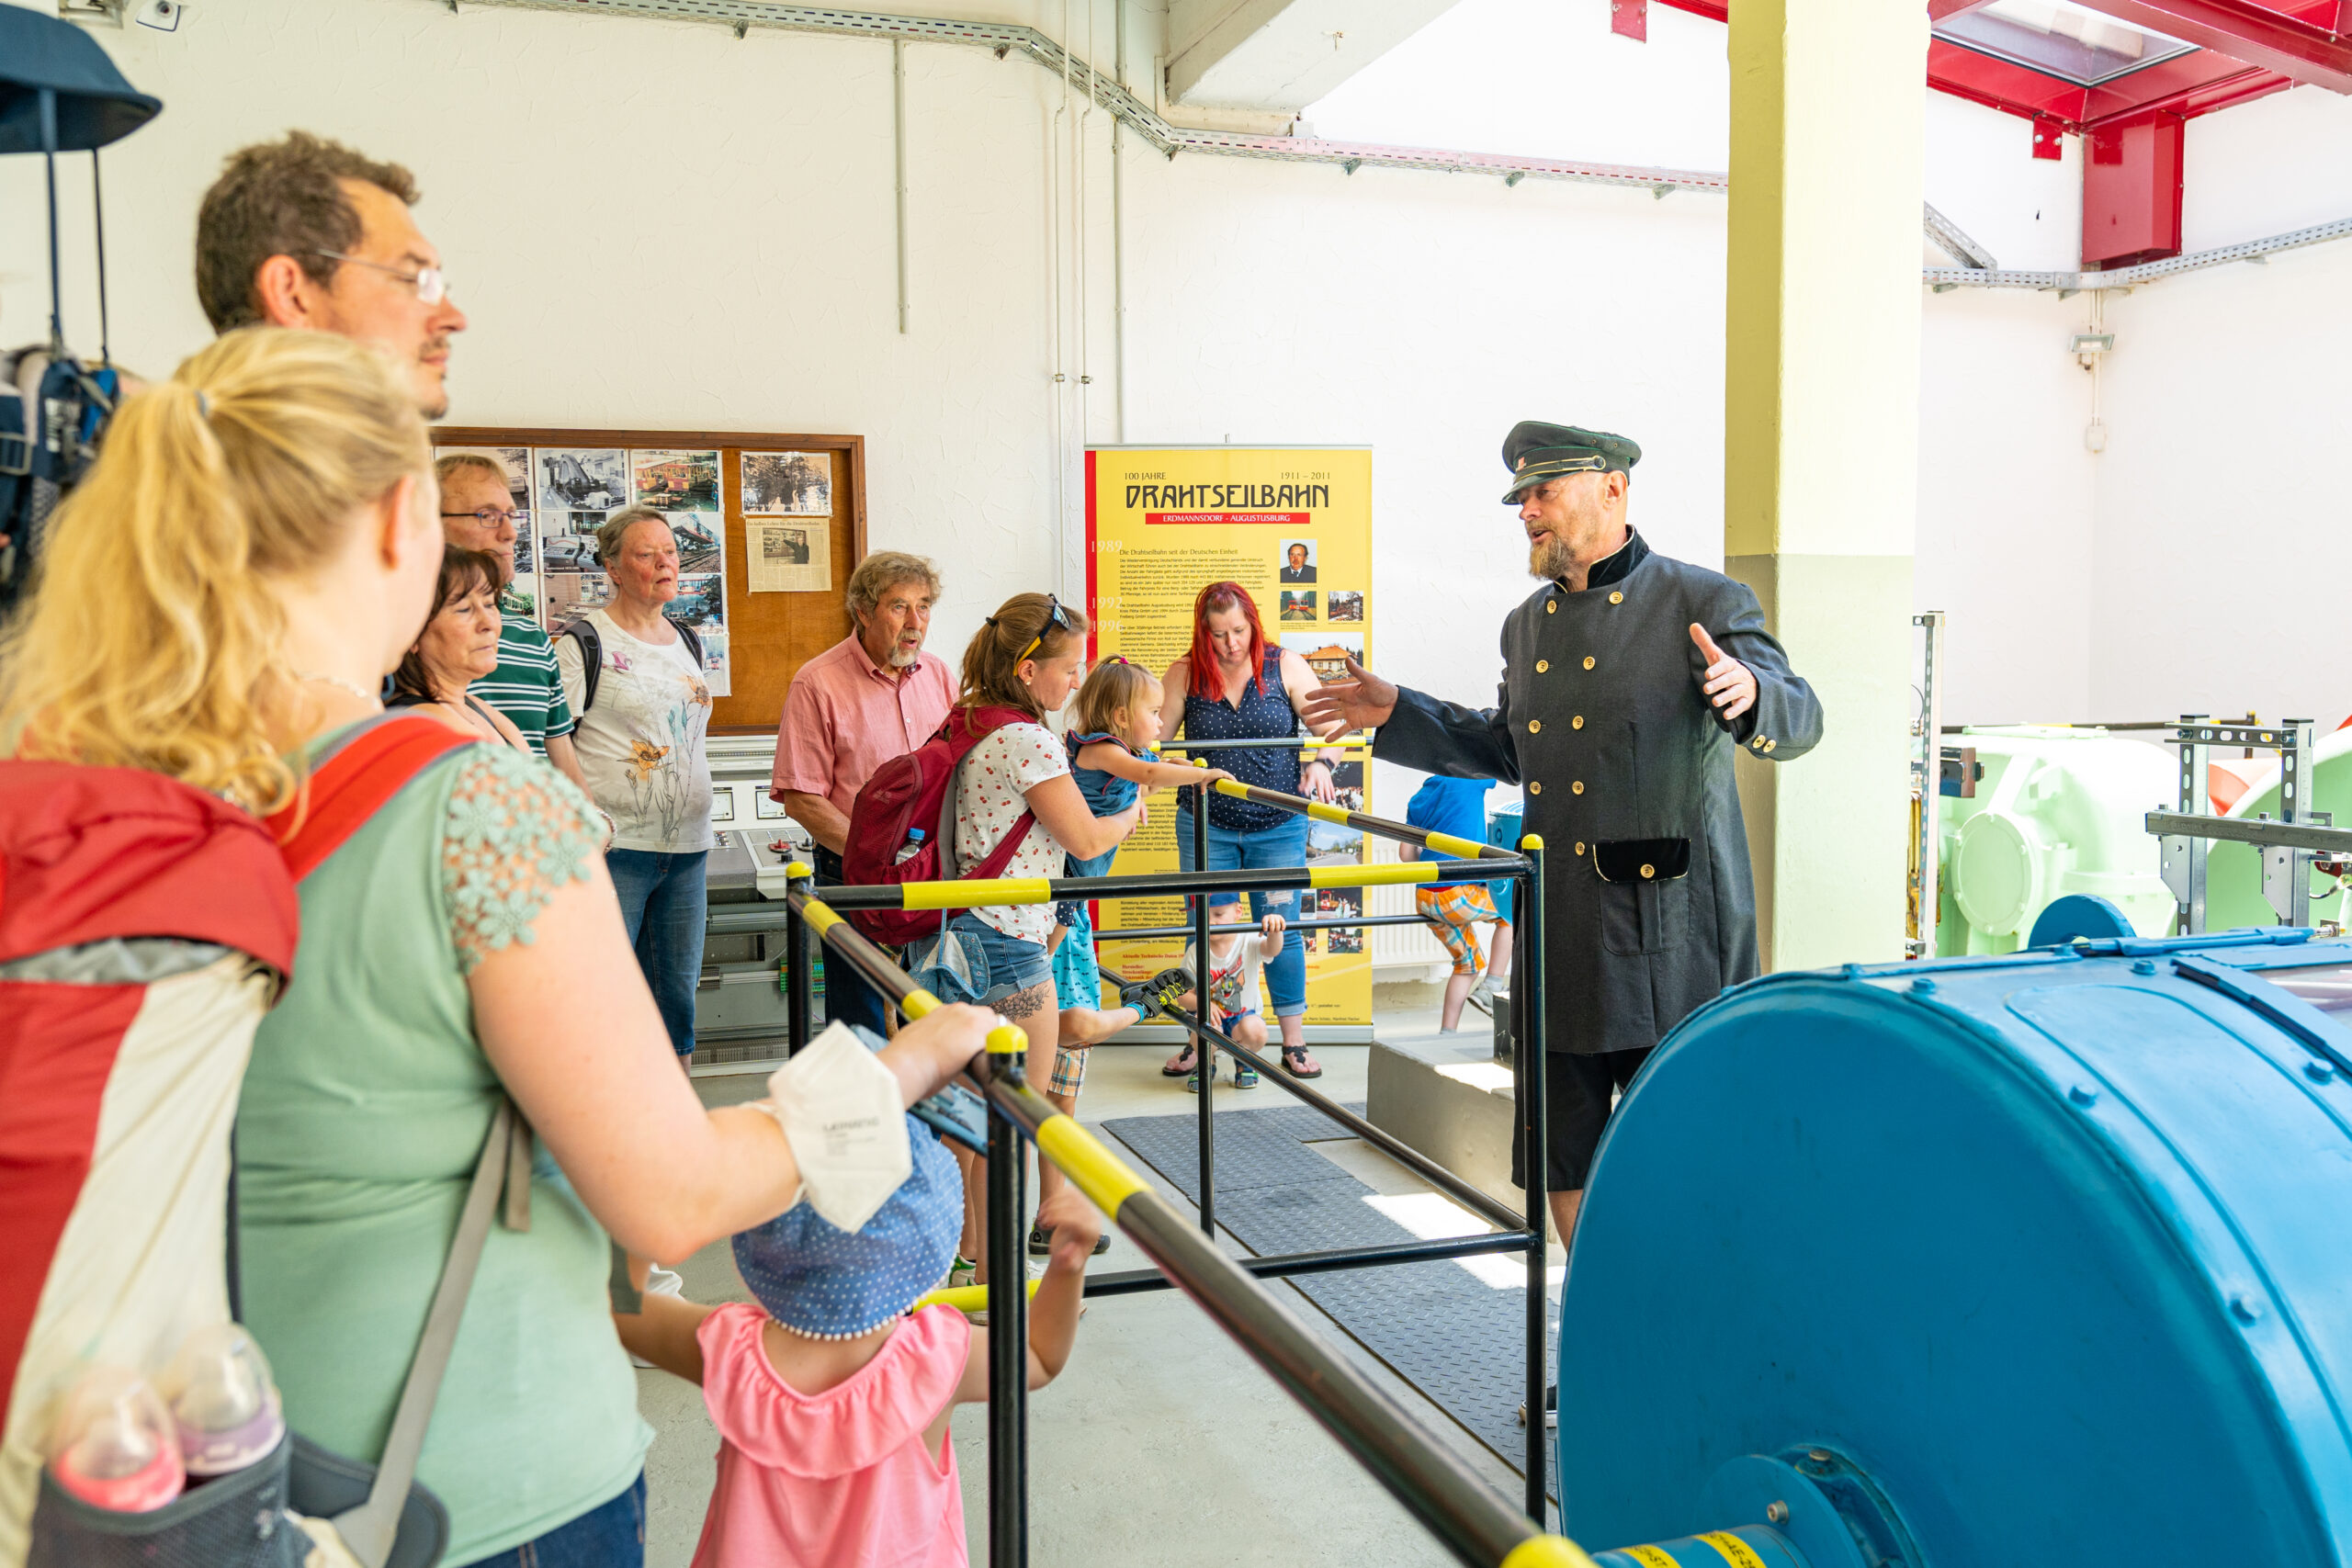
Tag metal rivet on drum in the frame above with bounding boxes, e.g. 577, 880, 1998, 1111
2306, 1058, 2336, 1083
2132, 958, 2157, 975
2069, 1084, 2099, 1106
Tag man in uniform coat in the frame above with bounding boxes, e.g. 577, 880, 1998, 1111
1306, 421, 1822, 1263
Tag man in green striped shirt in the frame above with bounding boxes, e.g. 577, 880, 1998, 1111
436, 453, 591, 792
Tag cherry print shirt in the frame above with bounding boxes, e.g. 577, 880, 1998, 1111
953, 721, 1071, 944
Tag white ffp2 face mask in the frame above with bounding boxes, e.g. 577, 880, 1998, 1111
761, 1022, 912, 1233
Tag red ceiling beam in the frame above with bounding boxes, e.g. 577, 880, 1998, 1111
2053, 0, 2352, 91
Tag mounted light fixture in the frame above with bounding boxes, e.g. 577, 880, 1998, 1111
2069, 332, 2115, 355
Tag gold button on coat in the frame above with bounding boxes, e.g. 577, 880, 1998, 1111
1764, 739, 1777, 753
1528, 720, 1541, 735
1582, 656, 1596, 671
1609, 592, 1623, 604
1529, 782, 1543, 795
1545, 601, 1556, 615
1640, 863, 1655, 879
1572, 716, 1584, 730
1572, 781, 1585, 795
1575, 840, 1587, 854
1535, 660, 1549, 673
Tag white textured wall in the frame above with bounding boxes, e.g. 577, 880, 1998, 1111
0, 0, 2109, 762
2088, 85, 2352, 731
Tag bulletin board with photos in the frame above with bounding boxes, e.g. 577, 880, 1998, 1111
430, 426, 865, 733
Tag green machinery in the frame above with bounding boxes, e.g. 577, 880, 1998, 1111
1932, 727, 2177, 955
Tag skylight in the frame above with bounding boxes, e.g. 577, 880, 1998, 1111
1934, 0, 2201, 85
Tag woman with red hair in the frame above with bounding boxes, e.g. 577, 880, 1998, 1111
1155, 581, 1347, 1082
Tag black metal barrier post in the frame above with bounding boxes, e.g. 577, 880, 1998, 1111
987, 1049, 1029, 1566
1193, 785, 1216, 1237
1519, 837, 1549, 1524
780, 889, 1595, 1568
784, 871, 811, 1055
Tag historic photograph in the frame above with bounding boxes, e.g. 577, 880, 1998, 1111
544, 570, 613, 622
537, 448, 628, 513
1279, 590, 1317, 622
633, 449, 721, 512
666, 571, 727, 631
668, 513, 722, 573
1325, 589, 1364, 622
1278, 539, 1317, 583
1281, 632, 1362, 683
740, 450, 832, 514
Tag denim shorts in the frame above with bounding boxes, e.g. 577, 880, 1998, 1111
908, 910, 1055, 1005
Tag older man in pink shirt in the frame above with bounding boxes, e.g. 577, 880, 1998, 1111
771, 550, 955, 1032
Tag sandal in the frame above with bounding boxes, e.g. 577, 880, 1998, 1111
1161, 1043, 1198, 1077
1280, 1047, 1323, 1079
1232, 1060, 1261, 1089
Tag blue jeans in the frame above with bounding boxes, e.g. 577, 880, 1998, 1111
907, 910, 1056, 1006
1175, 809, 1308, 1019
466, 1472, 644, 1567
606, 849, 707, 1057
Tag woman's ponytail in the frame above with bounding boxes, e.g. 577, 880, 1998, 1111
0, 328, 428, 812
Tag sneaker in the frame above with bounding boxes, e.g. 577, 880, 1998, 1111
630, 1266, 685, 1369
1516, 1384, 1558, 1427
1232, 1060, 1260, 1089
1465, 976, 1498, 1017
1124, 967, 1192, 1024
947, 1255, 977, 1290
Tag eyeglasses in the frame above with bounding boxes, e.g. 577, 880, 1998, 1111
441, 506, 521, 528
310, 250, 450, 305
1017, 595, 1072, 664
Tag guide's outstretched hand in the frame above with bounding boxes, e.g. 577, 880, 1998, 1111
1302, 657, 1397, 733
1690, 624, 1758, 722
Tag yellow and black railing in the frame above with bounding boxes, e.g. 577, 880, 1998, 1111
782, 877, 1589, 1568
781, 771, 1555, 1546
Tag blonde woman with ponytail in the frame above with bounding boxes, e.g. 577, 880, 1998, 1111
0, 328, 993, 1567
907, 592, 1141, 1282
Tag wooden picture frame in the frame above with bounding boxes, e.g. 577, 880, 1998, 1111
432, 425, 866, 734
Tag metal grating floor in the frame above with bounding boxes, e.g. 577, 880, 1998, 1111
1099, 1101, 1556, 1497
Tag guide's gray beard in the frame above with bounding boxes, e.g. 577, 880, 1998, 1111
1528, 536, 1574, 582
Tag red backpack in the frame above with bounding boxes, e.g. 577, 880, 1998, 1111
840, 705, 1043, 945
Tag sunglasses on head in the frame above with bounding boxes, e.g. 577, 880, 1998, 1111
1016, 595, 1072, 664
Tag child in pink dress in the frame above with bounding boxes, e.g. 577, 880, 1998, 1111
618, 1099, 1103, 1566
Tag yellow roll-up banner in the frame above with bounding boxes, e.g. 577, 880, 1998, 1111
1085, 446, 1374, 1030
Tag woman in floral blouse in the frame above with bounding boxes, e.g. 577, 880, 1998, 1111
555, 505, 716, 1060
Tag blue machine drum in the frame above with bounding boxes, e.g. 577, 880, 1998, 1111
1555, 931, 2352, 1565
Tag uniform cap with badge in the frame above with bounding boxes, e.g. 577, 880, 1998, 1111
1498, 421, 1642, 503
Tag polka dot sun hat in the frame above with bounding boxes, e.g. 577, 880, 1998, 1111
733, 1112, 963, 1340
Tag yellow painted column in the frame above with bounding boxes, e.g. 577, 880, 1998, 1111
1724, 0, 1926, 970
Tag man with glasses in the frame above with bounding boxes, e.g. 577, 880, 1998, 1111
195, 130, 466, 417
436, 453, 591, 793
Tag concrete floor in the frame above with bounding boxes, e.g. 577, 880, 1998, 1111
649, 1017, 1558, 1565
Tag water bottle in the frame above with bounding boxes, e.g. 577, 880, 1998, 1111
164, 1323, 286, 1476
893, 827, 929, 865
47, 1366, 185, 1511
